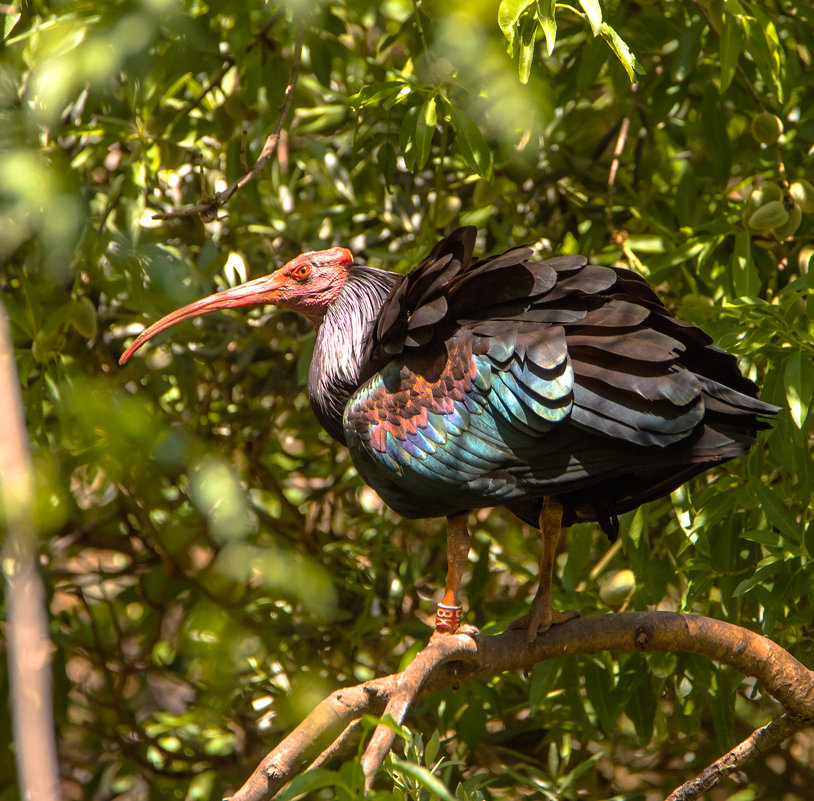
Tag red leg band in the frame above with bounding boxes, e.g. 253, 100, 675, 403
435, 603, 463, 633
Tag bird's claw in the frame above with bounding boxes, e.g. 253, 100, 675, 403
429, 622, 479, 643
509, 607, 581, 644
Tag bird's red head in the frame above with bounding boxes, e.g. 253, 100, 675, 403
119, 246, 353, 365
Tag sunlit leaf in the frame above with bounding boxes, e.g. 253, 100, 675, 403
388, 756, 456, 801
600, 22, 641, 82
578, 0, 602, 36
783, 350, 813, 429
731, 230, 760, 298
415, 96, 437, 170
536, 0, 557, 56
718, 12, 742, 92
498, 0, 536, 49
446, 105, 494, 180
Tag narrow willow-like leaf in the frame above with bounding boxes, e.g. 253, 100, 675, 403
718, 12, 742, 92
536, 0, 556, 56
447, 105, 494, 180
498, 0, 536, 50
388, 756, 456, 801
414, 96, 437, 170
600, 21, 641, 82
751, 480, 802, 543
519, 12, 539, 83
783, 350, 813, 430
578, 0, 602, 36
731, 229, 759, 298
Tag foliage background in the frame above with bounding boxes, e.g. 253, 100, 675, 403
2, 0, 814, 799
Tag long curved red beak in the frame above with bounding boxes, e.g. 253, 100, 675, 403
119, 270, 287, 365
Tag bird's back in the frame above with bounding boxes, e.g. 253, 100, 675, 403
342, 227, 776, 535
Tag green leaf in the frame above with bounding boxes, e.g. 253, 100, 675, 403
710, 671, 736, 752
536, 0, 556, 56
350, 80, 407, 110
747, 7, 786, 103
625, 505, 646, 549
805, 520, 814, 560
623, 663, 655, 744
519, 13, 539, 82
583, 659, 616, 736
447, 105, 494, 180
399, 104, 420, 171
414, 96, 437, 170
424, 730, 440, 766
388, 756, 456, 801
784, 350, 813, 430
731, 230, 759, 298
600, 22, 641, 82
578, 0, 602, 36
751, 481, 801, 543
718, 13, 742, 92
529, 660, 562, 713
739, 11, 785, 103
562, 524, 594, 592
275, 768, 345, 801
498, 0, 536, 49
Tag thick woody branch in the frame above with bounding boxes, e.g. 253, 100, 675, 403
226, 612, 814, 801
360, 632, 478, 788
153, 23, 304, 222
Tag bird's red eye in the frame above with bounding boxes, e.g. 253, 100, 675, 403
294, 263, 311, 280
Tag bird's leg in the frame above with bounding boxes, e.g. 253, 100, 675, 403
434, 514, 471, 635
511, 497, 580, 643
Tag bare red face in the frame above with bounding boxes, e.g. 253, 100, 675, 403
119, 246, 353, 365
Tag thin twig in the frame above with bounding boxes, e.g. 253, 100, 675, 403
0, 301, 61, 801
307, 719, 363, 770
664, 712, 810, 801
607, 115, 630, 206
173, 15, 281, 122
154, 23, 305, 222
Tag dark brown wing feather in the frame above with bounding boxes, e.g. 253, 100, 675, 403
350, 227, 777, 535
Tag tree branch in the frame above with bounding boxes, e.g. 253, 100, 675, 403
0, 301, 62, 801
153, 22, 304, 222
225, 612, 814, 801
360, 632, 478, 788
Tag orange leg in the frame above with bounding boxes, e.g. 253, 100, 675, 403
434, 514, 471, 635
511, 497, 580, 643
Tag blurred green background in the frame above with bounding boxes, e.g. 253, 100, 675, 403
2, 1, 814, 799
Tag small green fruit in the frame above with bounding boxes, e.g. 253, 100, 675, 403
750, 112, 783, 145
773, 204, 802, 240
598, 569, 636, 607
748, 182, 783, 210
748, 200, 788, 233
71, 296, 98, 339
789, 180, 814, 214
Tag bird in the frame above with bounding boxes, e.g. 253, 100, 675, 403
120, 226, 777, 641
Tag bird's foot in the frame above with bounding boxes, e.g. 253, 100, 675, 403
429, 622, 479, 644
430, 603, 480, 642
509, 606, 580, 644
